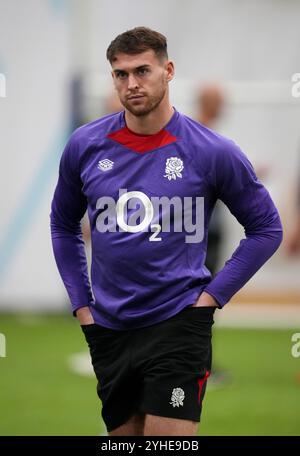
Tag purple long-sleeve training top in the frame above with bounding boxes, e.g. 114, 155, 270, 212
50, 107, 283, 330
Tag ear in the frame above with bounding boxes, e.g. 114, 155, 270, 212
111, 71, 117, 87
165, 60, 175, 82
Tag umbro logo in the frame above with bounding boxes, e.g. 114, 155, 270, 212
98, 159, 114, 172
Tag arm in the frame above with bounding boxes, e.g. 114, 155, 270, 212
203, 139, 283, 308
50, 134, 95, 321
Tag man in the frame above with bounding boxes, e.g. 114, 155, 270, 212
286, 155, 300, 254
195, 83, 230, 389
50, 27, 283, 436
196, 83, 226, 279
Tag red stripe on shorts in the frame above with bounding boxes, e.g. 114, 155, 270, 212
197, 370, 211, 404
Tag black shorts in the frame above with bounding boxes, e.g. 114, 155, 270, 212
81, 305, 216, 433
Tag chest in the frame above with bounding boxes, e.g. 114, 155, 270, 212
80, 140, 211, 206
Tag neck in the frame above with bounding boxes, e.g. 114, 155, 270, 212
125, 92, 174, 135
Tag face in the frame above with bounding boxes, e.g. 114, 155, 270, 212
200, 86, 225, 120
111, 49, 174, 117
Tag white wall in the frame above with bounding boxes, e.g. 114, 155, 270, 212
0, 0, 72, 308
71, 0, 300, 80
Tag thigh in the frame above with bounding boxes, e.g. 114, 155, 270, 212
108, 412, 145, 436
144, 414, 199, 436
81, 323, 143, 433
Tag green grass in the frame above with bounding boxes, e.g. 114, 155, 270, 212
201, 326, 300, 435
0, 314, 103, 436
0, 314, 299, 435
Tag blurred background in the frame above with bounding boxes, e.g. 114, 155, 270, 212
0, 0, 300, 436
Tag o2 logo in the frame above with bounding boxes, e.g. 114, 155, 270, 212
96, 188, 205, 243
116, 191, 162, 242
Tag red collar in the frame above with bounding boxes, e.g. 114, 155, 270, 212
107, 125, 177, 153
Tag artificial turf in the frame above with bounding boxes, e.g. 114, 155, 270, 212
0, 314, 299, 435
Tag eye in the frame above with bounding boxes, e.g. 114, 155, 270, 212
116, 71, 127, 80
137, 68, 149, 76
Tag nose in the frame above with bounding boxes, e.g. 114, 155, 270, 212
127, 73, 139, 90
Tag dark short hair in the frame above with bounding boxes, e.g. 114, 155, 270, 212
106, 26, 168, 64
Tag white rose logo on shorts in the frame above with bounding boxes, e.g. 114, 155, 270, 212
164, 157, 184, 180
169, 387, 185, 407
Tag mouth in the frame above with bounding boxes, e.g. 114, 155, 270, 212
127, 95, 145, 100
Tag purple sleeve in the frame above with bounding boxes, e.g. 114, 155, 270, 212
50, 135, 94, 315
204, 139, 283, 307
